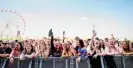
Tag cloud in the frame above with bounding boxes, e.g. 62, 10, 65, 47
22, 13, 31, 17
81, 17, 87, 20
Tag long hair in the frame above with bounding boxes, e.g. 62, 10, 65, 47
14, 42, 24, 52
99, 40, 105, 49
79, 39, 84, 48
122, 41, 130, 52
24, 44, 34, 54
65, 43, 71, 52
19, 42, 24, 52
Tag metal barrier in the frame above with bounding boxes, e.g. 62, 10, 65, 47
101, 56, 133, 68
123, 56, 133, 68
0, 56, 133, 68
19, 59, 34, 68
0, 58, 8, 68
7, 58, 20, 68
101, 56, 123, 68
0, 57, 90, 68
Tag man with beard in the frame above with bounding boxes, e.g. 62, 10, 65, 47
0, 42, 12, 58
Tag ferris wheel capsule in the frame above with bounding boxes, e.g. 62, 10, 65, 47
1, 9, 3, 12
13, 11, 16, 14
5, 9, 8, 12
10, 9, 12, 12
17, 13, 19, 15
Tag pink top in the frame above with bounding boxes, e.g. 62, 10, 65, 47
10, 50, 21, 57
105, 46, 122, 55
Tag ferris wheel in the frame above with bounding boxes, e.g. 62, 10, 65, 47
0, 8, 26, 40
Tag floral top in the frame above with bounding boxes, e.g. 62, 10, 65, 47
78, 47, 87, 57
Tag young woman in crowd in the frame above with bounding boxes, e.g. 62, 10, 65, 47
104, 39, 122, 68
37, 40, 45, 57
9, 42, 23, 63
87, 30, 107, 68
91, 39, 106, 58
68, 41, 77, 56
61, 42, 72, 58
105, 39, 122, 55
76, 39, 87, 63
39, 39, 50, 59
99, 39, 105, 49
121, 41, 133, 55
89, 39, 104, 68
20, 44, 40, 60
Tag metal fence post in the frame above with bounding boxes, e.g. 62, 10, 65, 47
100, 56, 105, 68
35, 58, 38, 68
28, 60, 33, 68
39, 58, 43, 68
2, 59, 8, 68
53, 59, 55, 68
65, 59, 68, 68
76, 59, 78, 68
87, 58, 91, 68
17, 58, 20, 68
70, 58, 74, 68
122, 56, 125, 68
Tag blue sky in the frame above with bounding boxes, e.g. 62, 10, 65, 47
0, 0, 133, 40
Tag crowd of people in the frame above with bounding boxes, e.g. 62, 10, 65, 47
0, 30, 133, 68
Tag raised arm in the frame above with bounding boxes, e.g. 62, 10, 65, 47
50, 36, 56, 56
89, 30, 96, 50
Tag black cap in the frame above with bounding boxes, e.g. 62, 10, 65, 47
95, 37, 99, 40
15, 40, 18, 42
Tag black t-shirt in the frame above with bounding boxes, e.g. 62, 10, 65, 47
52, 50, 62, 57
0, 47, 12, 54
0, 47, 12, 64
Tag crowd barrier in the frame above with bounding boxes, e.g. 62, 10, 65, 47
0, 56, 133, 68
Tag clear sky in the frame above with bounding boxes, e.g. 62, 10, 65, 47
0, 0, 133, 40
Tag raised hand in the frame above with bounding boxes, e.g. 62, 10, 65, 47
35, 45, 41, 54
76, 57, 81, 63
92, 30, 97, 37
